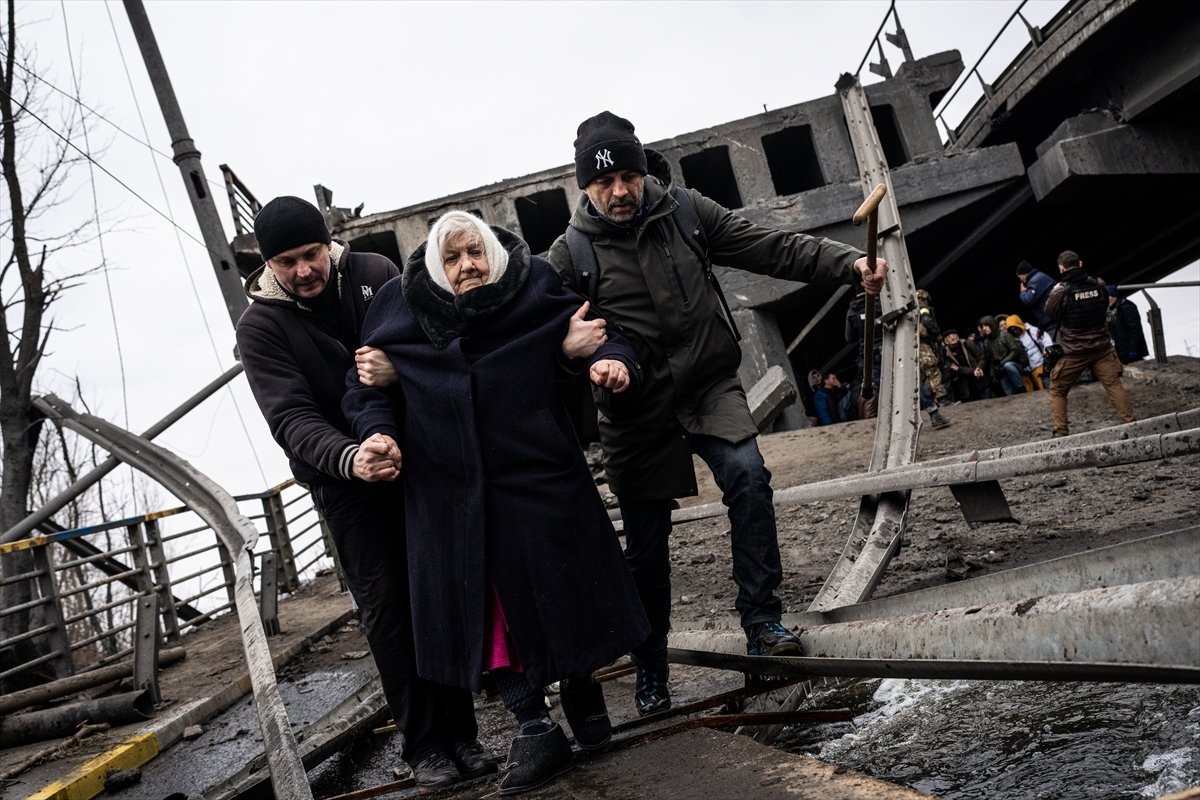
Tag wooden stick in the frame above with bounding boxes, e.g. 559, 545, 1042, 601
854, 183, 886, 401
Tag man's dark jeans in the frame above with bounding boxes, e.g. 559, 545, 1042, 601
620, 434, 782, 667
312, 480, 477, 763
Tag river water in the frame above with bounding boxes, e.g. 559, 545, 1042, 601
779, 678, 1200, 799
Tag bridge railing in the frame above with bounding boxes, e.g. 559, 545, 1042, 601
931, 0, 1080, 145
0, 479, 333, 688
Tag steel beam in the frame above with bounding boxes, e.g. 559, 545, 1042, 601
33, 394, 313, 800
122, 0, 247, 327
671, 576, 1200, 682
808, 74, 923, 612
780, 528, 1199, 629
659, 412, 1200, 526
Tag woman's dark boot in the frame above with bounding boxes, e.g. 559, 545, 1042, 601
559, 677, 612, 752
498, 717, 573, 796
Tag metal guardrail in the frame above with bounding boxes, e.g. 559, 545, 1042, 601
856, 1, 1082, 145
0, 449, 331, 691
219, 164, 262, 238
930, 0, 1082, 144
809, 75, 922, 614
1, 364, 244, 545
26, 394, 314, 798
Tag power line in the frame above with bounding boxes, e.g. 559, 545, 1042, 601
0, 44, 229, 197
0, 82, 229, 266
61, 1, 132, 455
102, 0, 268, 485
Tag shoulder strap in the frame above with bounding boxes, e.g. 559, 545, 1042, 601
563, 226, 600, 301
669, 187, 710, 272
669, 187, 741, 342
1026, 323, 1047, 354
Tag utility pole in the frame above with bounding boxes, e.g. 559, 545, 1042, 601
122, 0, 247, 328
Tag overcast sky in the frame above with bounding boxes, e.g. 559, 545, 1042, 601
8, 0, 1198, 505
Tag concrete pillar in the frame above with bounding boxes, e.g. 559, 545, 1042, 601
734, 308, 808, 431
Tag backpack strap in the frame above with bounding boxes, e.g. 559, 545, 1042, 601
668, 187, 741, 342
1026, 323, 1047, 355
563, 225, 600, 300
668, 186, 710, 270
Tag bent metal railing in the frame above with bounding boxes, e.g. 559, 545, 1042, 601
22, 394, 314, 799
0, 475, 330, 688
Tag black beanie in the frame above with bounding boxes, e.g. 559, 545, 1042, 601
254, 196, 331, 262
574, 111, 648, 189
1015, 259, 1034, 276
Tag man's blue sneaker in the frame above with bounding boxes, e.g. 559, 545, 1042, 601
634, 664, 671, 716
745, 621, 802, 656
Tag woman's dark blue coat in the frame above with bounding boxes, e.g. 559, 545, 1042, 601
342, 227, 650, 692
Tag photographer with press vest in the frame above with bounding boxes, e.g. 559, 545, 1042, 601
1043, 250, 1135, 437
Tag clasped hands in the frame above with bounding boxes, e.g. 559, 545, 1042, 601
353, 433, 402, 482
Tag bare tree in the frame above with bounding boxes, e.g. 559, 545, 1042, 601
1, 0, 103, 686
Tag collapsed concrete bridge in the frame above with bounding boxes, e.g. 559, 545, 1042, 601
224, 0, 1198, 430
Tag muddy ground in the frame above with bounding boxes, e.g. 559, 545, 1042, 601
11, 357, 1193, 798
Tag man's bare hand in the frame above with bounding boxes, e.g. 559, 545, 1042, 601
561, 301, 608, 360
855, 256, 888, 296
353, 433, 402, 482
590, 359, 630, 393
356, 347, 398, 387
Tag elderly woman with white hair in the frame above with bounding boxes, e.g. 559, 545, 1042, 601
342, 211, 649, 795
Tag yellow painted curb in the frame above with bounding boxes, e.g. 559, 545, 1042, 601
26, 732, 159, 800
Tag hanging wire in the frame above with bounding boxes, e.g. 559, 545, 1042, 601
0, 81, 219, 257
103, 1, 221, 364
1, 54, 228, 196
60, 1, 136, 494
101, 0, 268, 486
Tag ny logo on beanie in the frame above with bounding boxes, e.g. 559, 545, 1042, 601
595, 149, 614, 169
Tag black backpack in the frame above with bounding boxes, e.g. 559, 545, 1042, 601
563, 186, 741, 342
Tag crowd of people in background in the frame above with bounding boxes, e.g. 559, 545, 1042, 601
807, 252, 1149, 427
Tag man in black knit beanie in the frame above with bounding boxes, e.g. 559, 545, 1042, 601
236, 196, 494, 789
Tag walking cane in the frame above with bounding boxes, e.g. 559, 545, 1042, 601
852, 183, 887, 420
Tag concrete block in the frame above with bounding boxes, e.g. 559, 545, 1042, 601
747, 365, 797, 431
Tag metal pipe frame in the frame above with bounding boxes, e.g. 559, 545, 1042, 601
33, 394, 313, 800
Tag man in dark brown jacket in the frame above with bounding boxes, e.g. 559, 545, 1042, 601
1044, 250, 1135, 436
548, 111, 886, 716
236, 196, 490, 788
